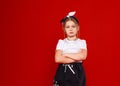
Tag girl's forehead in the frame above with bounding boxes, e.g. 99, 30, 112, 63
65, 20, 76, 25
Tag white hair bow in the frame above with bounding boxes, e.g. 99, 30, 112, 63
66, 11, 76, 17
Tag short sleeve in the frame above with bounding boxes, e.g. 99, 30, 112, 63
56, 39, 64, 50
80, 40, 87, 50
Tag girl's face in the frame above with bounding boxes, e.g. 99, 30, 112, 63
64, 20, 79, 38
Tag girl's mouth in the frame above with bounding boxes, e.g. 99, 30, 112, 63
69, 32, 74, 34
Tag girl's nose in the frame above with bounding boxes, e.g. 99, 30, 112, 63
70, 27, 73, 30
69, 29, 72, 31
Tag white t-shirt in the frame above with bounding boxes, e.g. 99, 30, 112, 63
56, 38, 87, 54
56, 38, 87, 62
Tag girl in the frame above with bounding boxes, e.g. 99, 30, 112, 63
53, 11, 87, 86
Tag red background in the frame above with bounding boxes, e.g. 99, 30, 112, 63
1, 0, 120, 86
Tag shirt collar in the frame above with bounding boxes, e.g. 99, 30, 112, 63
64, 38, 80, 43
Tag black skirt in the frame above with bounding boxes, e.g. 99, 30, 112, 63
53, 62, 86, 86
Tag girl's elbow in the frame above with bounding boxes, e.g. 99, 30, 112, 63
55, 58, 59, 63
55, 56, 61, 63
83, 56, 87, 60
75, 55, 86, 61
78, 54, 87, 61
82, 55, 87, 60
55, 60, 60, 63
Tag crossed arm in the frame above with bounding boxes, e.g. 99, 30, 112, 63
55, 49, 87, 64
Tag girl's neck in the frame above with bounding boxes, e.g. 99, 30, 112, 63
67, 36, 78, 41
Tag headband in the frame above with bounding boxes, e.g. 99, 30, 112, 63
61, 11, 79, 24
66, 11, 76, 17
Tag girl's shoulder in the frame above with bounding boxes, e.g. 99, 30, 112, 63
58, 39, 64, 41
57, 39, 65, 44
78, 38, 87, 44
78, 38, 86, 41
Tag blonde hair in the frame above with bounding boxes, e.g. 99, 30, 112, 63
61, 16, 79, 28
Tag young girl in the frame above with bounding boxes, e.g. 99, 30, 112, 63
53, 11, 87, 86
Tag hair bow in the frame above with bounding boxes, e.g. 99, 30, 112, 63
66, 11, 76, 17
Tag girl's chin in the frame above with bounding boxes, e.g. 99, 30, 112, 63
67, 35, 76, 37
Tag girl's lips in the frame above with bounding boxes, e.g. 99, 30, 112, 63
69, 32, 74, 34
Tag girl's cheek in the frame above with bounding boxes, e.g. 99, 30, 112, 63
65, 29, 68, 33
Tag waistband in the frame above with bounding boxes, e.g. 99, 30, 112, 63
60, 62, 83, 66
59, 62, 83, 75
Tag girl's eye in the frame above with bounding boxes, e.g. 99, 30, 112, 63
65, 26, 70, 28
72, 25, 76, 28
